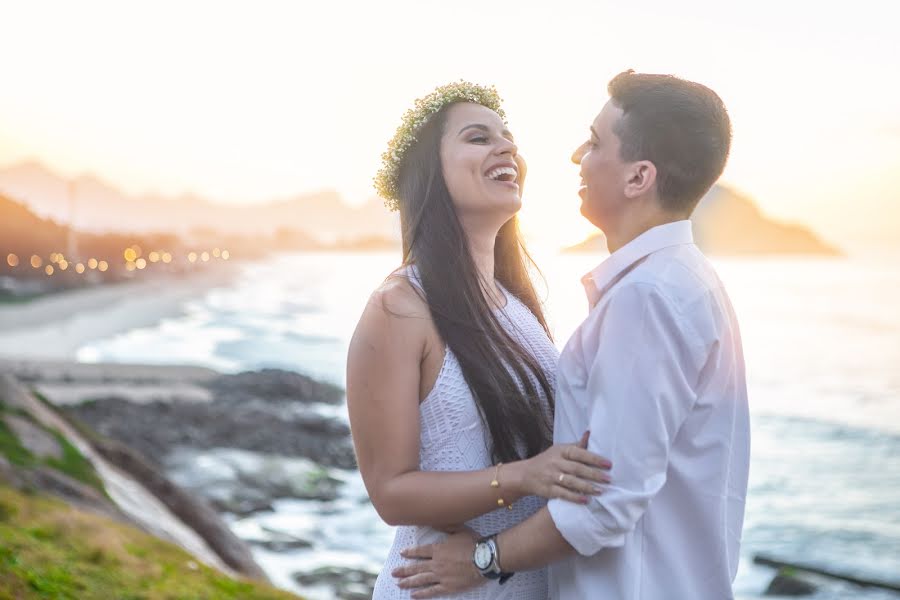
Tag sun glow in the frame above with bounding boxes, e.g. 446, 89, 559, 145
0, 1, 897, 251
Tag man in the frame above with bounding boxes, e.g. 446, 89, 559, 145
393, 70, 750, 599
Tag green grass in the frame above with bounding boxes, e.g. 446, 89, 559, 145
0, 403, 106, 495
43, 431, 105, 493
0, 484, 304, 600
0, 418, 36, 467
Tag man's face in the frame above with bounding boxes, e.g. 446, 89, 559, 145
571, 100, 629, 231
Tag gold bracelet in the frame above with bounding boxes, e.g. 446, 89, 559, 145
490, 462, 513, 511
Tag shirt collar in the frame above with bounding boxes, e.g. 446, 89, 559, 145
581, 220, 695, 308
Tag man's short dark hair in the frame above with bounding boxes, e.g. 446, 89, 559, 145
608, 70, 732, 214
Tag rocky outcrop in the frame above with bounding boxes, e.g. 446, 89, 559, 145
65, 369, 355, 470
764, 572, 817, 596
1, 361, 362, 598
564, 184, 840, 256
692, 186, 840, 255
164, 447, 345, 516
0, 456, 122, 522
0, 372, 266, 581
294, 566, 377, 600
2, 413, 64, 459
205, 368, 344, 405
90, 436, 267, 580
0, 376, 117, 520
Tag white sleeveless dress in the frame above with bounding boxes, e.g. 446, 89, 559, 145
372, 267, 560, 599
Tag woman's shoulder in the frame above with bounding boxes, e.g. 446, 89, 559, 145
356, 266, 431, 336
349, 273, 432, 365
370, 272, 429, 320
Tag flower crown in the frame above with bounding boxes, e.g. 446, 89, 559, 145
374, 80, 507, 211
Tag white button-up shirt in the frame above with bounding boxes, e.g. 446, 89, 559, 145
547, 220, 750, 600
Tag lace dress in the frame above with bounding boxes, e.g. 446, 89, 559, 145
372, 267, 559, 599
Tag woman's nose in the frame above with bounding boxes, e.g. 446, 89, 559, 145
497, 138, 518, 157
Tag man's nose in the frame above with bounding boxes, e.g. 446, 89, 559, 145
571, 142, 586, 165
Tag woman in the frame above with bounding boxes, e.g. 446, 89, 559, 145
347, 82, 611, 599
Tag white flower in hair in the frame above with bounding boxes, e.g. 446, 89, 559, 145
374, 81, 506, 211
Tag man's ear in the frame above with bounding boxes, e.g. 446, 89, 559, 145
624, 160, 657, 199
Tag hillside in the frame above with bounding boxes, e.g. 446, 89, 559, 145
565, 184, 840, 255
0, 485, 300, 600
0, 160, 398, 240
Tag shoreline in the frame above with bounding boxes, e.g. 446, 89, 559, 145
0, 356, 360, 598
0, 261, 239, 361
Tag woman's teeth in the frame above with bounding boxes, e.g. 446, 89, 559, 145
487, 166, 517, 182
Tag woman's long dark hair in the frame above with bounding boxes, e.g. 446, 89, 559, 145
396, 104, 555, 464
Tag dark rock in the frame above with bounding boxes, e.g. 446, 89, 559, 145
241, 523, 316, 552
764, 572, 817, 596
250, 537, 313, 552
64, 386, 356, 469
205, 368, 344, 405
293, 565, 377, 600
212, 495, 275, 518
246, 527, 314, 552
164, 447, 344, 517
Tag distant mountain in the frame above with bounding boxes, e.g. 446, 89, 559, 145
0, 160, 398, 242
0, 193, 69, 254
692, 185, 840, 255
564, 184, 840, 256
3, 161, 837, 256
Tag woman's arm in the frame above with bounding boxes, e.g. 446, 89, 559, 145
347, 278, 610, 528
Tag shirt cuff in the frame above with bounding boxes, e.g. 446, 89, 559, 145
548, 497, 626, 557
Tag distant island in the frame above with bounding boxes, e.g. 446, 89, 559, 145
2, 160, 838, 258
564, 184, 841, 256
0, 160, 399, 241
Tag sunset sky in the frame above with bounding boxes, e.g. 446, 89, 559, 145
1, 0, 898, 251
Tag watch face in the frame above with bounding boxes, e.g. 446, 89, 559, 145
474, 543, 492, 569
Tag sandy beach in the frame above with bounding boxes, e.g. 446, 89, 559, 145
0, 262, 238, 362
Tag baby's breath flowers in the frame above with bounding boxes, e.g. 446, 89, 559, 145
374, 81, 506, 211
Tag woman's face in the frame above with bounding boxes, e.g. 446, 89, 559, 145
440, 103, 522, 219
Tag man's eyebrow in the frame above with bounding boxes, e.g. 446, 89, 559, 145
459, 123, 515, 141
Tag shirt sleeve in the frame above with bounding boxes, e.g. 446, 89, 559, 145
548, 281, 710, 556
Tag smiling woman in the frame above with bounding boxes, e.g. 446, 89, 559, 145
346, 83, 611, 599
440, 105, 523, 220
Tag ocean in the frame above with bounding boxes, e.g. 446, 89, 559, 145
76, 251, 900, 599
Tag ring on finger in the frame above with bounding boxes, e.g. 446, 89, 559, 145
558, 473, 566, 484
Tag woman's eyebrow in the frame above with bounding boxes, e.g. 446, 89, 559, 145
458, 123, 515, 141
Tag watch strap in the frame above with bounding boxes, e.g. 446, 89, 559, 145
475, 535, 515, 584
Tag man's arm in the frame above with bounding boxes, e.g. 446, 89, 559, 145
395, 281, 710, 595
546, 281, 707, 556
495, 505, 574, 571
392, 500, 576, 598
496, 281, 708, 567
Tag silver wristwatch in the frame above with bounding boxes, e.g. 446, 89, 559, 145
473, 535, 514, 584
